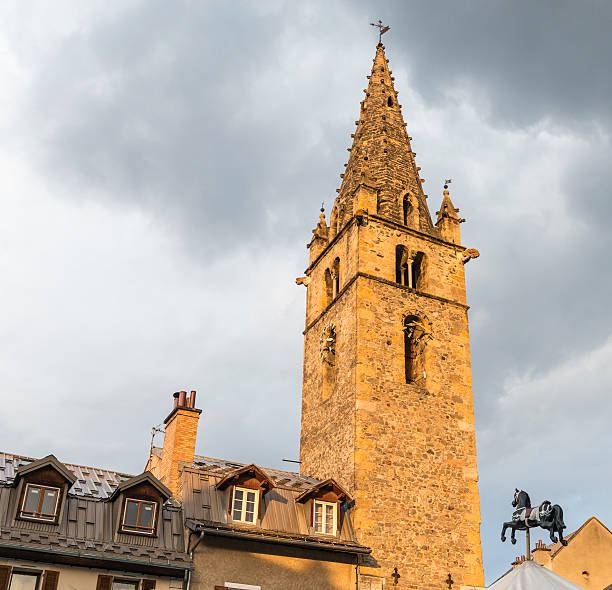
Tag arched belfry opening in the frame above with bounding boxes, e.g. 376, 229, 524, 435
395, 245, 409, 286
411, 251, 425, 290
332, 258, 340, 297
324, 269, 333, 306
396, 247, 425, 291
387, 96, 393, 107
402, 194, 412, 225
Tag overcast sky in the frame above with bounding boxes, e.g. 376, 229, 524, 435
1, 0, 611, 582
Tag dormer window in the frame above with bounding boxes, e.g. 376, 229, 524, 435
232, 486, 258, 524
313, 500, 337, 535
122, 498, 157, 534
20, 483, 60, 521
215, 463, 275, 526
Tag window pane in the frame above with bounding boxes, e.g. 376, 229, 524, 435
325, 504, 334, 533
9, 573, 39, 590
41, 489, 58, 516
234, 489, 244, 501
112, 581, 139, 590
314, 503, 323, 532
23, 487, 40, 513
139, 502, 154, 528
124, 500, 139, 526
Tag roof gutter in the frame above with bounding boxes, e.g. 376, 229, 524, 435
0, 541, 191, 576
190, 524, 371, 555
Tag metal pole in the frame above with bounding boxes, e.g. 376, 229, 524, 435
526, 528, 531, 560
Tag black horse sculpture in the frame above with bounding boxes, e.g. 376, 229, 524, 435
501, 489, 567, 546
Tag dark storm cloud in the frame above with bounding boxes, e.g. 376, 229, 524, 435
21, 1, 365, 258
358, 0, 612, 128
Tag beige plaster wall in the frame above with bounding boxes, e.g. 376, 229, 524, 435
190, 538, 358, 590
535, 519, 612, 589
0, 557, 182, 590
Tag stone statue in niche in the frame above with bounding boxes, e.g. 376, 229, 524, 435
320, 324, 336, 366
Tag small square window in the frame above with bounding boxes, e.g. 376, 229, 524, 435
9, 572, 40, 590
231, 487, 259, 524
313, 500, 337, 535
122, 498, 157, 534
20, 483, 60, 521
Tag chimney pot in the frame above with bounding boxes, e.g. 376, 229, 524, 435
173, 392, 180, 409
179, 390, 187, 406
190, 390, 197, 408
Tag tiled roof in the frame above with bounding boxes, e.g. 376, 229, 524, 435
180, 454, 369, 554
0, 450, 189, 573
191, 454, 321, 493
0, 452, 132, 500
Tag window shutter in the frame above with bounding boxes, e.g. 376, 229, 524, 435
96, 575, 113, 590
41, 570, 60, 590
142, 580, 156, 590
0, 566, 12, 590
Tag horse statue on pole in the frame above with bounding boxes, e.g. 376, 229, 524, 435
501, 489, 568, 547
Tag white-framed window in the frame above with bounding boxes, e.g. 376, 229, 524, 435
20, 483, 61, 521
225, 584, 261, 590
121, 498, 157, 534
313, 500, 337, 535
231, 487, 258, 524
9, 571, 40, 590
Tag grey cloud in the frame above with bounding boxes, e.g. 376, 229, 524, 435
357, 0, 612, 129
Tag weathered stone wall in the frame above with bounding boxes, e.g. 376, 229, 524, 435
300, 214, 484, 588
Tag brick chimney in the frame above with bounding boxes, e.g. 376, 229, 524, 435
156, 390, 201, 499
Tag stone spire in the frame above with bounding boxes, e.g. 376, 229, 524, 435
435, 182, 464, 244
333, 43, 434, 233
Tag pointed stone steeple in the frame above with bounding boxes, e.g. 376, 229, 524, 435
331, 43, 434, 235
435, 182, 464, 244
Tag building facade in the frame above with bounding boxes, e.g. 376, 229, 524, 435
0, 453, 189, 590
298, 42, 485, 588
147, 391, 371, 590
532, 517, 612, 589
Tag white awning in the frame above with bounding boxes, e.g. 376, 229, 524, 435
488, 560, 583, 589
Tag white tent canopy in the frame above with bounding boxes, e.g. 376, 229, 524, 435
488, 560, 583, 589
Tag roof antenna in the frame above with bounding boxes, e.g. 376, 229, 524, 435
370, 20, 390, 45
149, 424, 165, 459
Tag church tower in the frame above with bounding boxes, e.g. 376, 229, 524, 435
299, 41, 485, 588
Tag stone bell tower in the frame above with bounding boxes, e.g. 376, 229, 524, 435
299, 41, 485, 588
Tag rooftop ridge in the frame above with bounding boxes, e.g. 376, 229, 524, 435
192, 454, 319, 478
0, 450, 135, 479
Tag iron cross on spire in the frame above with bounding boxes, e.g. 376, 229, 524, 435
370, 19, 390, 44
